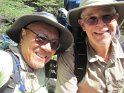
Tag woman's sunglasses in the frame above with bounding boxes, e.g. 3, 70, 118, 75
83, 13, 118, 25
24, 27, 60, 50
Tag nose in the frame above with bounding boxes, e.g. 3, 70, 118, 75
96, 18, 106, 26
40, 42, 52, 52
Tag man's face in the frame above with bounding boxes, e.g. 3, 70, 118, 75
20, 22, 59, 70
78, 6, 118, 47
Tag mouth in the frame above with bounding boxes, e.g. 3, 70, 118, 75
94, 30, 109, 34
35, 52, 47, 59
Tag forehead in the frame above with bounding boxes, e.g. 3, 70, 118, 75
81, 6, 116, 16
26, 22, 60, 38
27, 22, 54, 28
27, 22, 59, 32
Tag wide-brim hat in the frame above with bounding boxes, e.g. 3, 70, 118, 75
68, 0, 124, 28
6, 11, 73, 54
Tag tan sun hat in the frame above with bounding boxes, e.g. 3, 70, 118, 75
68, 0, 124, 28
6, 11, 73, 54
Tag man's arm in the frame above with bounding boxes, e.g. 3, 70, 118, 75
55, 43, 78, 93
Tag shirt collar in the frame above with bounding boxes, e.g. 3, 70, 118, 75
86, 37, 124, 63
9, 46, 34, 72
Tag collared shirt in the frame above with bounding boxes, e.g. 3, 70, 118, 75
0, 46, 48, 93
78, 38, 124, 93
55, 38, 124, 93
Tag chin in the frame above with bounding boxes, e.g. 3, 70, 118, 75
31, 59, 46, 69
38, 63, 45, 69
31, 64, 45, 70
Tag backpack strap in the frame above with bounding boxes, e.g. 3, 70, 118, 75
72, 27, 87, 83
0, 51, 19, 93
56, 6, 87, 83
119, 35, 124, 50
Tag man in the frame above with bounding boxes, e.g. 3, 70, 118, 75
0, 11, 73, 93
55, 0, 124, 93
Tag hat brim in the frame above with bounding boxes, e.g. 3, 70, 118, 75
6, 14, 73, 54
68, 1, 124, 28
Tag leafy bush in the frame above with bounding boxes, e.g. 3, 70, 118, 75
0, 0, 35, 33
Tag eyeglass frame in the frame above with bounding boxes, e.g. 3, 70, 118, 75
80, 13, 119, 26
23, 27, 61, 50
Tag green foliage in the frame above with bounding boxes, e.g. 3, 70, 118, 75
0, 0, 35, 33
52, 55, 57, 60
0, 0, 34, 18
0, 0, 64, 34
34, 0, 64, 15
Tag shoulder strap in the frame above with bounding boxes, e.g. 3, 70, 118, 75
0, 51, 19, 93
56, 6, 87, 83
72, 26, 87, 83
119, 35, 124, 51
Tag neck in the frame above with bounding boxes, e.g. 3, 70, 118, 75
91, 42, 112, 62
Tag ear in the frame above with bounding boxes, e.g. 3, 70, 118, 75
21, 28, 27, 37
78, 19, 84, 27
19, 28, 27, 45
20, 28, 27, 42
115, 13, 119, 21
78, 19, 86, 32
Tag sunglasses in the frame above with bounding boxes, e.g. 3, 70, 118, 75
24, 27, 60, 50
83, 13, 118, 25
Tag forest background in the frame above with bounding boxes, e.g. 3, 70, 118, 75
1, 0, 124, 34
0, 0, 64, 34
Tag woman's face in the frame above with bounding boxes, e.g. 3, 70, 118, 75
20, 22, 59, 70
78, 6, 118, 47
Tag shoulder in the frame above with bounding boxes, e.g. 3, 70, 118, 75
0, 50, 11, 56
0, 50, 13, 64
0, 50, 13, 87
0, 50, 14, 63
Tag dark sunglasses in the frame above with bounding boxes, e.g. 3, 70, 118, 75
24, 27, 60, 50
83, 13, 118, 25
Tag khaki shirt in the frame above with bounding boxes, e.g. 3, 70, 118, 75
55, 38, 124, 93
0, 46, 48, 93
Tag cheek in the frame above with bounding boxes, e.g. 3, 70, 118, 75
24, 41, 34, 54
109, 22, 117, 34
46, 51, 56, 63
22, 40, 36, 62
83, 23, 92, 31
84, 25, 93, 35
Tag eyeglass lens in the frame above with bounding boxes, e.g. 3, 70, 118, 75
35, 34, 60, 50
85, 14, 116, 25
24, 27, 60, 50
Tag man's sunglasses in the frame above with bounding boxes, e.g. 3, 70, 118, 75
83, 13, 118, 25
24, 27, 60, 50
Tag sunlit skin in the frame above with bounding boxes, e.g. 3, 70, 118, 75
78, 6, 118, 61
20, 22, 59, 70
